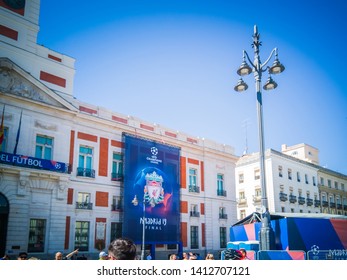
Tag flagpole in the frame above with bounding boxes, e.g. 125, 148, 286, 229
0, 105, 5, 151
13, 110, 22, 155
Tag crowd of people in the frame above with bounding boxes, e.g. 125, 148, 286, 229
0, 237, 248, 260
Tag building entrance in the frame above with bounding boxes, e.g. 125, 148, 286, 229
0, 193, 9, 256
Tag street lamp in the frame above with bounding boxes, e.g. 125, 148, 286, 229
234, 25, 285, 250
132, 195, 146, 260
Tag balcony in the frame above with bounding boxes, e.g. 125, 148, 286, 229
217, 189, 227, 197
330, 202, 336, 208
253, 195, 262, 204
76, 202, 93, 210
306, 198, 313, 206
279, 193, 288, 202
112, 204, 123, 211
77, 167, 95, 178
322, 201, 329, 207
190, 211, 200, 217
344, 205, 347, 211
298, 197, 306, 205
289, 195, 297, 203
314, 200, 321, 207
219, 213, 228, 219
237, 198, 247, 207
336, 203, 342, 210
189, 185, 200, 193
111, 173, 123, 181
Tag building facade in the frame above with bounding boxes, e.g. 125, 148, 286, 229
0, 0, 238, 259
235, 144, 347, 220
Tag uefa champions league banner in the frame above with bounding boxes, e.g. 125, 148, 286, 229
122, 134, 181, 244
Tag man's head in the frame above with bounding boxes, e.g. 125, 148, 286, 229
108, 237, 136, 260
18, 252, 28, 260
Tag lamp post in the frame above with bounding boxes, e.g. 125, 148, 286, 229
234, 25, 285, 250
132, 195, 146, 260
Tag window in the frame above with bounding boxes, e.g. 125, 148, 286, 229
255, 188, 261, 197
189, 168, 197, 186
112, 153, 123, 181
190, 226, 199, 249
328, 179, 332, 188
278, 166, 283, 177
238, 173, 244, 183
190, 204, 199, 217
240, 210, 246, 219
112, 196, 123, 211
219, 227, 227, 248
305, 174, 309, 184
75, 221, 89, 251
281, 206, 285, 212
320, 177, 325, 186
254, 169, 260, 180
110, 222, 122, 241
219, 207, 227, 219
0, 127, 8, 152
341, 183, 345, 191
35, 135, 53, 159
312, 176, 316, 186
217, 174, 226, 196
334, 181, 338, 190
297, 172, 301, 182
28, 219, 46, 253
288, 169, 292, 180
78, 146, 94, 177
76, 192, 92, 209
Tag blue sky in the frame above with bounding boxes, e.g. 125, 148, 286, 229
37, 0, 347, 174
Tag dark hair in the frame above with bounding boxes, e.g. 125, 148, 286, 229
108, 237, 137, 260
223, 249, 243, 260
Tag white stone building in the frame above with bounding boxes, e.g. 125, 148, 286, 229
235, 144, 347, 220
0, 0, 238, 259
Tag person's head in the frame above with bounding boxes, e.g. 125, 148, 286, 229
55, 252, 63, 260
108, 237, 136, 260
18, 252, 28, 260
169, 254, 177, 260
99, 251, 108, 260
205, 253, 214, 260
239, 248, 247, 259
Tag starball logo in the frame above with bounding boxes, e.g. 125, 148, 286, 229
146, 146, 162, 164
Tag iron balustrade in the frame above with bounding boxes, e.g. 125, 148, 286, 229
77, 167, 95, 178
189, 185, 200, 193
279, 193, 288, 202
75, 202, 93, 210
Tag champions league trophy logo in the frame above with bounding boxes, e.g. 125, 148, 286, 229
144, 171, 164, 207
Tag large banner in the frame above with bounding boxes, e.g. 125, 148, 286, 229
122, 134, 181, 244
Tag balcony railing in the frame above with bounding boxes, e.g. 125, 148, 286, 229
189, 185, 200, 193
76, 202, 93, 210
111, 173, 123, 181
322, 201, 329, 207
306, 198, 313, 206
330, 202, 336, 208
111, 204, 123, 211
336, 203, 342, 209
190, 211, 200, 217
279, 193, 288, 202
314, 200, 321, 207
298, 197, 306, 205
217, 189, 227, 197
77, 167, 95, 178
289, 195, 297, 204
219, 213, 228, 219
253, 195, 261, 203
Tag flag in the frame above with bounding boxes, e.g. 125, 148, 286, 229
0, 105, 5, 151
13, 110, 22, 155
